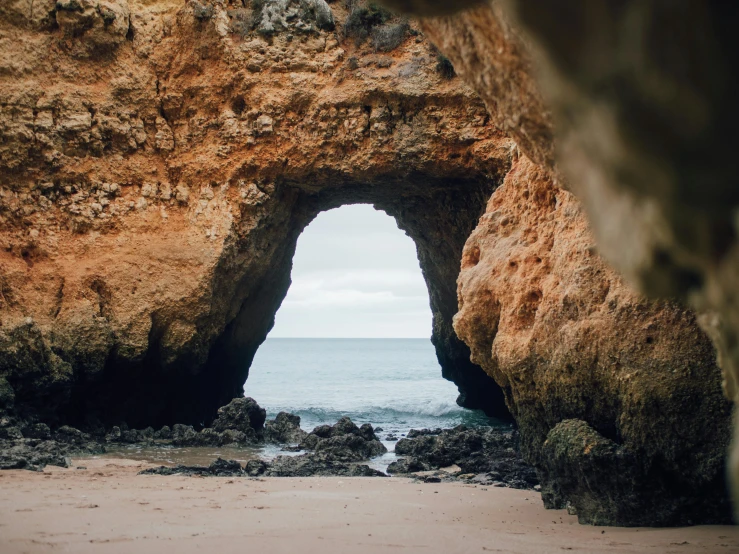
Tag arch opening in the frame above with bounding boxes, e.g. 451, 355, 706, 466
245, 204, 497, 433
267, 204, 432, 340
52, 171, 514, 428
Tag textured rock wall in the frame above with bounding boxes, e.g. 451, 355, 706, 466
493, 1, 739, 514
454, 155, 732, 525
0, 0, 513, 426
395, 0, 737, 524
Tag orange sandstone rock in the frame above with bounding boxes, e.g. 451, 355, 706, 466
454, 155, 732, 525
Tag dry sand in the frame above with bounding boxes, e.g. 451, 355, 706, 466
0, 458, 737, 554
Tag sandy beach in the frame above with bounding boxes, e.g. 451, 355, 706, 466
0, 458, 736, 554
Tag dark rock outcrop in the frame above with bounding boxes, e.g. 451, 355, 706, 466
140, 458, 246, 477
245, 459, 269, 476
0, 382, 106, 470
264, 412, 307, 444
138, 416, 388, 478
212, 397, 266, 436
158, 398, 273, 446
264, 455, 386, 477
388, 425, 537, 490
0, 429, 104, 472
299, 417, 387, 462
139, 455, 386, 478
538, 419, 731, 527
0, 397, 304, 468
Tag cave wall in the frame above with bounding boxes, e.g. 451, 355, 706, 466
0, 0, 513, 426
454, 154, 732, 525
382, 0, 738, 524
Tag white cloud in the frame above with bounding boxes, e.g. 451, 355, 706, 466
269, 204, 432, 338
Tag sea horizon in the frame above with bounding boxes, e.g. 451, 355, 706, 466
245, 337, 502, 440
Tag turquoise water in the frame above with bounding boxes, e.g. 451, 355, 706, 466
245, 338, 504, 438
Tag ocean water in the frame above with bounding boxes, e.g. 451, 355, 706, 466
245, 338, 505, 438
98, 338, 506, 469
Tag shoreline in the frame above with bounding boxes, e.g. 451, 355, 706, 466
1, 404, 535, 489
0, 457, 736, 554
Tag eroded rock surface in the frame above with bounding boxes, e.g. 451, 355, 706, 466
299, 416, 387, 461
388, 425, 537, 490
264, 455, 386, 477
0, 0, 511, 427
453, 154, 732, 525
264, 411, 308, 444
139, 415, 389, 478
405, 0, 739, 519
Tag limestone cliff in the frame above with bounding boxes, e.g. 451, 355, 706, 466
454, 155, 731, 525
0, 0, 513, 425
408, 0, 737, 525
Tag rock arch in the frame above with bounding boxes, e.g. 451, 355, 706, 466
4, 159, 513, 428
0, 0, 516, 426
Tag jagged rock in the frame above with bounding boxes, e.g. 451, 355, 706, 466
153, 426, 171, 440
171, 424, 200, 446
118, 428, 147, 443
264, 454, 386, 477
406, 428, 443, 438
0, 426, 23, 440
264, 412, 307, 444
23, 423, 51, 440
140, 458, 245, 477
166, 400, 266, 447
0, 438, 103, 471
105, 426, 122, 442
55, 0, 130, 52
198, 428, 221, 445
312, 433, 387, 462
219, 429, 249, 444
395, 426, 483, 467
390, 426, 537, 490
253, 0, 334, 36
100, 402, 294, 447
54, 425, 89, 445
245, 459, 268, 476
299, 417, 386, 462
386, 457, 431, 474
212, 397, 266, 437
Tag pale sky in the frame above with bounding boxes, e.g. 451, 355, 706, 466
269, 204, 433, 338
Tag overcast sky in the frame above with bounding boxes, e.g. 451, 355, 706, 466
269, 204, 433, 338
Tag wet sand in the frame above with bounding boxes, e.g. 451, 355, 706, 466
0, 458, 736, 554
